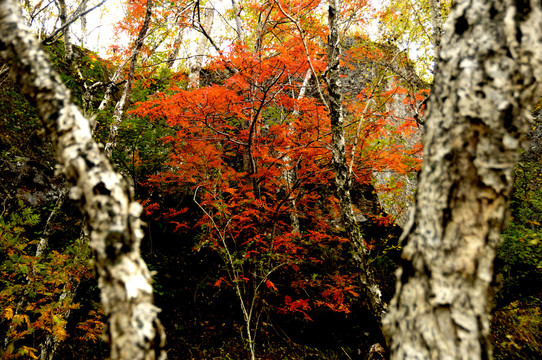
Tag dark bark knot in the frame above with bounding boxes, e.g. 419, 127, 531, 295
455, 15, 469, 35
105, 231, 131, 260
516, 0, 532, 19
489, 5, 499, 19
94, 181, 112, 195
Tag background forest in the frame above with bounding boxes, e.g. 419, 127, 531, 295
0, 0, 541, 359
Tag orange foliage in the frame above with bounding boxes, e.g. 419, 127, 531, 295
129, 0, 425, 321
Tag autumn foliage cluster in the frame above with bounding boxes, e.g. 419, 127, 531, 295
116, 0, 425, 357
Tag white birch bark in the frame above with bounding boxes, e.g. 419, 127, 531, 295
37, 280, 77, 360
79, 10, 87, 48
188, 6, 214, 88
231, 0, 244, 43
35, 188, 68, 259
97, 62, 127, 112
428, 0, 443, 59
326, 0, 384, 320
166, 26, 184, 70
384, 0, 542, 359
43, 0, 101, 41
44, 0, 98, 56
104, 0, 153, 158
283, 70, 312, 233
55, 0, 73, 61
0, 1, 166, 359
3, 188, 68, 351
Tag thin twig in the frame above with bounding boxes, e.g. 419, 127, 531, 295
42, 0, 107, 44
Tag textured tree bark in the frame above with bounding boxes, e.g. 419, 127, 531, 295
283, 69, 312, 233
428, 0, 443, 61
80, 11, 87, 48
104, 0, 153, 157
231, 0, 244, 43
384, 0, 542, 359
97, 65, 126, 112
55, 0, 73, 61
326, 0, 384, 321
0, 1, 166, 359
188, 5, 214, 88
166, 26, 184, 70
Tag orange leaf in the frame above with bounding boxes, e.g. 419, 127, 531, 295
266, 280, 278, 292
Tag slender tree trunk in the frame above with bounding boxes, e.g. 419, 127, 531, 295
42, 0, 102, 47
0, 1, 166, 359
52, 0, 93, 61
37, 281, 78, 360
284, 69, 312, 233
39, 227, 89, 360
55, 0, 72, 61
231, 0, 244, 43
166, 26, 184, 70
428, 0, 443, 61
188, 6, 214, 88
35, 188, 68, 258
3, 188, 68, 351
97, 63, 127, 112
80, 11, 87, 48
384, 0, 542, 359
326, 0, 384, 320
104, 0, 153, 157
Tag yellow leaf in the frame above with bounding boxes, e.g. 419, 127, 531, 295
22, 346, 39, 359
3, 307, 13, 320
52, 324, 67, 341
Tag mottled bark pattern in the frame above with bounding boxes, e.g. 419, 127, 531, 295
0, 1, 166, 359
105, 0, 153, 157
166, 27, 184, 70
384, 1, 542, 359
428, 0, 443, 61
326, 0, 383, 316
231, 0, 244, 43
56, 0, 73, 61
188, 6, 214, 88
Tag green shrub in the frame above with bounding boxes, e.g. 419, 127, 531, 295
492, 301, 542, 360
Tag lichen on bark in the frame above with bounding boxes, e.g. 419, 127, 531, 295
384, 0, 542, 359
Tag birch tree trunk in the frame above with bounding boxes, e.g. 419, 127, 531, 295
188, 5, 214, 88
104, 0, 153, 157
97, 62, 128, 112
42, 0, 103, 47
0, 1, 166, 359
283, 69, 312, 233
428, 0, 443, 61
326, 0, 384, 322
231, 0, 244, 43
384, 0, 542, 359
166, 26, 184, 70
80, 11, 87, 48
55, 0, 73, 61
3, 188, 68, 351
51, 0, 94, 62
